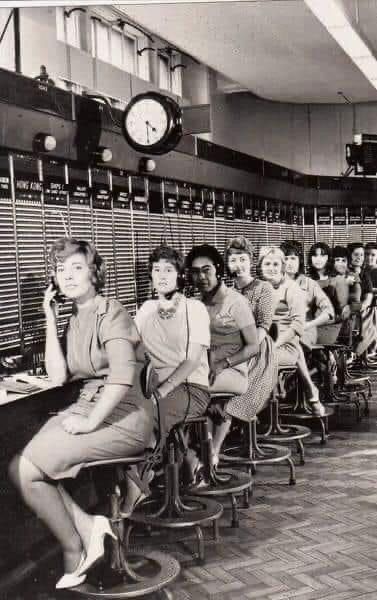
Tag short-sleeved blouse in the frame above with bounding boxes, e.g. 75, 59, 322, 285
203, 282, 256, 374
64, 295, 144, 427
296, 274, 335, 322
271, 277, 305, 338
236, 279, 275, 331
349, 267, 373, 298
134, 294, 210, 389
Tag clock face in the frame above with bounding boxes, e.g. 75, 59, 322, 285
124, 98, 169, 147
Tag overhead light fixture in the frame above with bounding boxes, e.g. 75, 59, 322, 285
33, 133, 57, 153
305, 0, 377, 91
92, 146, 113, 163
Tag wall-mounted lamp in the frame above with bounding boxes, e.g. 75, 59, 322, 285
92, 146, 113, 163
170, 63, 186, 72
33, 133, 57, 153
137, 47, 156, 56
139, 157, 156, 173
64, 7, 86, 18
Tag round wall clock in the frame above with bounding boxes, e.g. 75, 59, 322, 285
122, 92, 183, 155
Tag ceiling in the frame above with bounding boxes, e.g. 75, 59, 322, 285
117, 0, 377, 104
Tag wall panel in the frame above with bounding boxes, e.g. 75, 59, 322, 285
0, 148, 376, 359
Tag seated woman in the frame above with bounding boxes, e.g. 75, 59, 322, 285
347, 242, 376, 356
225, 235, 278, 422
333, 245, 361, 309
347, 243, 373, 312
186, 244, 258, 465
308, 242, 350, 321
8, 238, 154, 589
365, 242, 377, 289
134, 245, 211, 462
258, 245, 318, 409
281, 240, 334, 416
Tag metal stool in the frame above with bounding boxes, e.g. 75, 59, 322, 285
184, 405, 253, 527
279, 349, 335, 444
71, 455, 180, 599
259, 367, 312, 460
221, 415, 296, 486
126, 424, 223, 565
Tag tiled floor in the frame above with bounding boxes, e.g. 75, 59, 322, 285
9, 397, 377, 600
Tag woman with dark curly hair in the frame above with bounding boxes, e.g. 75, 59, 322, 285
9, 238, 154, 589
186, 243, 258, 465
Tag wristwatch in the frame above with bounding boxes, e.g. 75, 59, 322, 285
225, 357, 232, 368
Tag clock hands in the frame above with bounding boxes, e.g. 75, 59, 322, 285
145, 120, 157, 144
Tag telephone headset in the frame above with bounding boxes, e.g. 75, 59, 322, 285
50, 276, 65, 304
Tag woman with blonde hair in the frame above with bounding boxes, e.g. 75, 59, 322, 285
9, 238, 154, 589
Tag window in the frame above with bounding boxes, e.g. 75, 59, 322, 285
91, 18, 137, 74
123, 34, 136, 74
171, 55, 183, 97
159, 54, 170, 91
56, 7, 86, 50
110, 29, 123, 69
95, 19, 110, 62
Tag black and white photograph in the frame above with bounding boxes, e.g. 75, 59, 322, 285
2, 1, 377, 598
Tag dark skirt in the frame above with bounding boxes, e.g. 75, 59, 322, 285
157, 382, 210, 446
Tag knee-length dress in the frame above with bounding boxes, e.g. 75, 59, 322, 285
203, 282, 257, 396
22, 296, 154, 482
227, 279, 279, 421
295, 274, 335, 348
271, 277, 305, 366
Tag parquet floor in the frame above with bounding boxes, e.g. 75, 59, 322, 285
9, 385, 377, 600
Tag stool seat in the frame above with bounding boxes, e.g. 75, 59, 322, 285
221, 419, 296, 486
83, 455, 148, 469
74, 456, 180, 598
210, 392, 234, 400
262, 373, 312, 462
72, 550, 180, 599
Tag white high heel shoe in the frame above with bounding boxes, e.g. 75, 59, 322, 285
56, 553, 87, 589
76, 515, 116, 577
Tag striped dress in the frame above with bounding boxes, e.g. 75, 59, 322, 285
227, 279, 279, 421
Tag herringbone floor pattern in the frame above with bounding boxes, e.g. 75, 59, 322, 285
10, 378, 377, 600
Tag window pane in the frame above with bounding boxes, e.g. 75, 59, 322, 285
159, 55, 170, 90
56, 7, 65, 43
66, 11, 81, 49
96, 21, 110, 62
124, 35, 136, 74
137, 37, 150, 81
171, 56, 182, 96
110, 29, 123, 69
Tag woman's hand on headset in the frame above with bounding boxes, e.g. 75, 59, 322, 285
43, 283, 58, 318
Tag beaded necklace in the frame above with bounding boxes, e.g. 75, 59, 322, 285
157, 292, 182, 320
